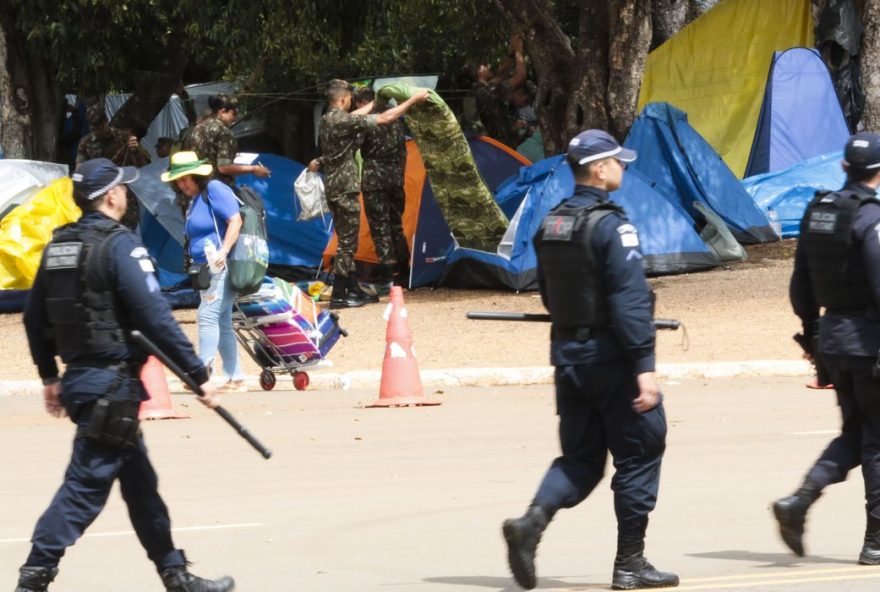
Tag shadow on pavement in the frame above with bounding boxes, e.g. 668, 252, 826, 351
688, 549, 854, 567
424, 575, 607, 590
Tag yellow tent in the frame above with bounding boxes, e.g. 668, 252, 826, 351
637, 0, 813, 177
0, 177, 80, 290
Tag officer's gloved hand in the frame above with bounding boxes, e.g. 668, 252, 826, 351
198, 382, 221, 409
633, 372, 661, 413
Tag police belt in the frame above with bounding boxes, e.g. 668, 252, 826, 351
552, 326, 607, 341
66, 360, 144, 376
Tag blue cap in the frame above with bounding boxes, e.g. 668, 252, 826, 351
566, 129, 637, 166
72, 158, 139, 201
844, 132, 880, 171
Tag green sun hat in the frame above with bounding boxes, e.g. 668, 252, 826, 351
161, 151, 213, 182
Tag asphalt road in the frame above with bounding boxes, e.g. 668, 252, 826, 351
1, 376, 877, 591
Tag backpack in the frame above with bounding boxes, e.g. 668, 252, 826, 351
227, 185, 269, 295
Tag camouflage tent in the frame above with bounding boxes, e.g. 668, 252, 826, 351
377, 83, 508, 252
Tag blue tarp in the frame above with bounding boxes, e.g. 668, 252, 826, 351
237, 153, 331, 270
746, 48, 850, 177
409, 137, 526, 288
440, 156, 719, 290
624, 102, 777, 244
743, 151, 845, 237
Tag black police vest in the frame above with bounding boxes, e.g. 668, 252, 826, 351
536, 200, 623, 331
800, 189, 880, 312
42, 218, 129, 362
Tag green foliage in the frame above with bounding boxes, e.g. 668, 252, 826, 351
8, 0, 539, 102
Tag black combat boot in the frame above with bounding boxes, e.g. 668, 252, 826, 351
160, 566, 235, 592
14, 566, 58, 592
859, 510, 880, 565
392, 260, 410, 287
772, 481, 822, 557
502, 503, 552, 590
611, 539, 679, 589
348, 275, 379, 303
329, 275, 365, 310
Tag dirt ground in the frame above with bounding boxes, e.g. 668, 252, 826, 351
0, 240, 803, 381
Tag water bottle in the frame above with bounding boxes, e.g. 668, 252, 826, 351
767, 207, 782, 239
203, 239, 221, 273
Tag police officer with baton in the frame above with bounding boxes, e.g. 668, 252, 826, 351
501, 130, 678, 590
775, 132, 880, 563
15, 158, 234, 592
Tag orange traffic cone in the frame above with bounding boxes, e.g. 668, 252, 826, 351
367, 286, 441, 408
139, 356, 190, 420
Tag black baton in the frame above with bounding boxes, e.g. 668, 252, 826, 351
466, 311, 680, 330
130, 331, 272, 460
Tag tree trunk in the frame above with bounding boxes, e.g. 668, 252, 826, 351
111, 37, 189, 138
497, 0, 652, 154
861, 0, 880, 129
0, 2, 60, 161
651, 0, 688, 49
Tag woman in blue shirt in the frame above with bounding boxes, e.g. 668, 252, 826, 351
162, 151, 246, 392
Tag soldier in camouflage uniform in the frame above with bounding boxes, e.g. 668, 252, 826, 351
308, 80, 428, 309
183, 93, 269, 187
76, 103, 151, 229
353, 87, 410, 284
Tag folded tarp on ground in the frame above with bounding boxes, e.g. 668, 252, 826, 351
743, 151, 845, 238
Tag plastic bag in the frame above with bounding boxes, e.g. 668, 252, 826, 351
293, 170, 327, 221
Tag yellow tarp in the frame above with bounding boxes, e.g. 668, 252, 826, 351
637, 0, 813, 178
0, 177, 80, 290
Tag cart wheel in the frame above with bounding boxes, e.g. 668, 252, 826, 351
293, 371, 310, 391
259, 370, 276, 391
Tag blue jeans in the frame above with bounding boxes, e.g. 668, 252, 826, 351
198, 267, 242, 380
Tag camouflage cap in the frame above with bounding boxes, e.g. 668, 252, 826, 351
86, 103, 108, 126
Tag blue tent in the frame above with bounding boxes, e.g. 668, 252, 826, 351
624, 102, 777, 244
407, 137, 528, 289
743, 151, 845, 237
439, 156, 719, 291
745, 48, 850, 177
237, 153, 331, 274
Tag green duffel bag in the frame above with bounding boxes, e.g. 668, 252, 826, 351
228, 186, 269, 296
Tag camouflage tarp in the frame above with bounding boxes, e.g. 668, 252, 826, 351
377, 83, 508, 252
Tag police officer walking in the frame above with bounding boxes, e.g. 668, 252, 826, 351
353, 86, 411, 284
308, 80, 428, 309
775, 131, 880, 564
15, 158, 235, 592
502, 130, 678, 590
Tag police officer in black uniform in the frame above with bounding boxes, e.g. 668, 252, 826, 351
775, 131, 880, 564
15, 158, 235, 592
502, 130, 678, 590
